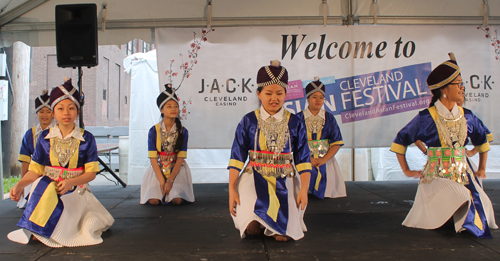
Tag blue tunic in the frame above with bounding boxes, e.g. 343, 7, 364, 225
18, 127, 38, 163
147, 123, 189, 159
228, 109, 311, 235
296, 110, 344, 199
390, 107, 489, 153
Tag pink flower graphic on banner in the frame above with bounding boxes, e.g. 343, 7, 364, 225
478, 26, 500, 60
163, 28, 214, 119
165, 28, 215, 91
177, 95, 192, 120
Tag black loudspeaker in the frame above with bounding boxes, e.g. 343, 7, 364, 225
55, 4, 98, 68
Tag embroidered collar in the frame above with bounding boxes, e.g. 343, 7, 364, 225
260, 105, 284, 121
35, 122, 55, 137
435, 99, 459, 118
303, 107, 325, 119
161, 120, 177, 133
45, 124, 85, 141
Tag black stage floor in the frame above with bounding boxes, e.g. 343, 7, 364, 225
1, 180, 499, 261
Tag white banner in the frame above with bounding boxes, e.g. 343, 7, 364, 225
156, 25, 500, 148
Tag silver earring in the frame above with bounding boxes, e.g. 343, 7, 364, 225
443, 94, 447, 98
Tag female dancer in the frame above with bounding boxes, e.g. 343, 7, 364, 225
17, 90, 54, 208
140, 83, 194, 205
228, 60, 311, 241
8, 79, 114, 247
297, 77, 345, 199
391, 54, 497, 238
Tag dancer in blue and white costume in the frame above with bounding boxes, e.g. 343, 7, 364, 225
297, 77, 345, 199
17, 90, 54, 208
140, 83, 194, 205
8, 79, 114, 247
228, 60, 311, 242
391, 53, 497, 238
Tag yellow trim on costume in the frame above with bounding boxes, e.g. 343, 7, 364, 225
330, 140, 344, 146
428, 62, 460, 90
177, 151, 187, 158
475, 142, 490, 154
296, 162, 312, 173
470, 192, 484, 231
390, 143, 407, 155
155, 123, 161, 152
228, 159, 245, 170
29, 181, 58, 227
31, 126, 38, 147
262, 175, 280, 222
49, 139, 58, 167
85, 161, 100, 173
314, 167, 322, 191
28, 161, 45, 175
18, 154, 32, 163
163, 167, 171, 180
428, 106, 448, 147
487, 133, 493, 143
148, 151, 158, 158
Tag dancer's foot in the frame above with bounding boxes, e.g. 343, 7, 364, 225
148, 199, 161, 205
273, 235, 290, 242
171, 198, 184, 205
245, 221, 262, 236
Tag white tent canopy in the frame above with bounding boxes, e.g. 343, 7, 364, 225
1, 0, 500, 47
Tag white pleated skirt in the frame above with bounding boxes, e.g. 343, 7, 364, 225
9, 177, 115, 247
140, 162, 195, 204
323, 157, 347, 198
16, 184, 31, 209
231, 168, 307, 240
402, 176, 497, 232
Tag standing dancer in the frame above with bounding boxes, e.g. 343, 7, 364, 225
17, 90, 54, 208
140, 83, 194, 205
228, 60, 311, 241
391, 54, 497, 238
8, 79, 114, 247
297, 77, 345, 199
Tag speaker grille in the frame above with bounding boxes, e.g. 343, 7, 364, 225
55, 4, 98, 68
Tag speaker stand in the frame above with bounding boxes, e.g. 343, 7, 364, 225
77, 66, 127, 187
78, 66, 84, 128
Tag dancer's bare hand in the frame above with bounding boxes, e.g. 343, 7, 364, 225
229, 188, 240, 216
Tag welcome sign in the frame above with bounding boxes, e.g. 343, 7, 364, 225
156, 26, 500, 148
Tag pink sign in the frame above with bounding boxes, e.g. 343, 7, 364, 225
285, 80, 304, 101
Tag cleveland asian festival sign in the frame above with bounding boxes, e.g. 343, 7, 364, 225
156, 25, 500, 148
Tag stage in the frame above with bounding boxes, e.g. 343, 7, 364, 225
1, 180, 499, 260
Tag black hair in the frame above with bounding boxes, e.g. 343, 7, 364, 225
429, 88, 441, 107
173, 117, 184, 152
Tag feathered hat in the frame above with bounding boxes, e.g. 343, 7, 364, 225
157, 83, 179, 110
426, 52, 460, 91
35, 89, 51, 112
256, 60, 288, 90
304, 77, 325, 98
50, 78, 81, 110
